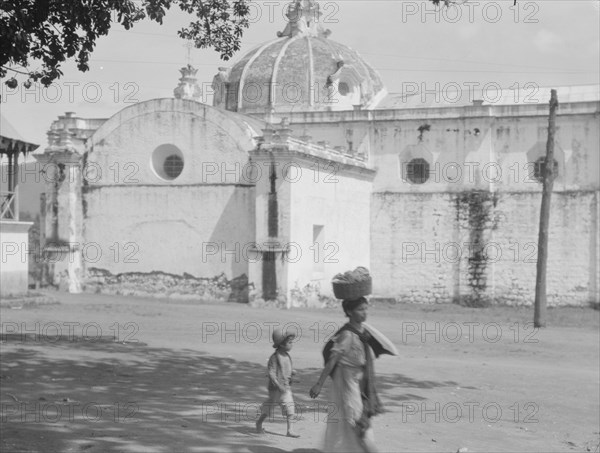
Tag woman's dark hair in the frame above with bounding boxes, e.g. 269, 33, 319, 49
342, 296, 368, 317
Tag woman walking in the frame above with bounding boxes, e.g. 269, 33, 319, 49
309, 296, 396, 453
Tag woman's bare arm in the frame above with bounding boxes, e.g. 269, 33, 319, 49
309, 352, 341, 398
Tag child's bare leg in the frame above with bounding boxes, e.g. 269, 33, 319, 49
286, 414, 299, 438
256, 402, 270, 434
255, 413, 267, 433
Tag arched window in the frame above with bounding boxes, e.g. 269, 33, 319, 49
533, 156, 558, 183
338, 81, 350, 96
406, 158, 430, 184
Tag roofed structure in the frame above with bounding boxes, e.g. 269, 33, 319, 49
1, 113, 39, 220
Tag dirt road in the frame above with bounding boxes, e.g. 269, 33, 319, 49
1, 293, 598, 452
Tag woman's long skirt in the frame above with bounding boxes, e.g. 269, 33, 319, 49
323, 364, 375, 452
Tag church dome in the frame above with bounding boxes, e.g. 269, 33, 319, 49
211, 0, 386, 114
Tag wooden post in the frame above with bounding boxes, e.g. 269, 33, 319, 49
13, 149, 19, 220
39, 193, 47, 289
534, 89, 559, 328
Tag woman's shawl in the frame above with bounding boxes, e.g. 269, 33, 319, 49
362, 322, 398, 357
341, 323, 397, 420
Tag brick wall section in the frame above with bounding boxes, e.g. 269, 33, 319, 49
371, 192, 457, 304
491, 191, 599, 306
371, 190, 599, 306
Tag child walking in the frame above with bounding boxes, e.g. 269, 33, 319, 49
256, 328, 300, 438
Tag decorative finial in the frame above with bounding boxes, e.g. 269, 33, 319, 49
277, 0, 332, 38
174, 64, 202, 101
212, 67, 230, 108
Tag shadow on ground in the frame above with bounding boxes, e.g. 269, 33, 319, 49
0, 335, 455, 453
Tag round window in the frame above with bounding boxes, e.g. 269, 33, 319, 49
406, 158, 430, 184
164, 154, 184, 179
151, 144, 184, 181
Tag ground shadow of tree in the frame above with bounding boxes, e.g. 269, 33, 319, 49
0, 335, 456, 453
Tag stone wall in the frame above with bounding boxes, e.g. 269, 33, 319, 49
287, 161, 373, 307
371, 190, 599, 306
82, 184, 254, 279
74, 268, 249, 302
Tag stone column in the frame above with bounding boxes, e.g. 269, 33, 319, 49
248, 145, 292, 307
57, 128, 84, 294
66, 158, 83, 293
34, 127, 84, 293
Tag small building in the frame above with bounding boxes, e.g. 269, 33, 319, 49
1, 114, 38, 297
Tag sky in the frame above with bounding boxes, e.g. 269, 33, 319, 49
1, 0, 599, 156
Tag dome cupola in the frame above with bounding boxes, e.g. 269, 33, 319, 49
212, 0, 386, 114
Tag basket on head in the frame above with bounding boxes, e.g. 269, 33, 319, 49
332, 276, 372, 299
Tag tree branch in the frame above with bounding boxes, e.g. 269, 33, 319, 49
1, 66, 32, 76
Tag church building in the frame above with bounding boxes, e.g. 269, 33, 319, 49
33, 0, 599, 307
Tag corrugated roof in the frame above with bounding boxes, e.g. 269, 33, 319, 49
0, 113, 39, 149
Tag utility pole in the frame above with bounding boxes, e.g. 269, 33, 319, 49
534, 89, 559, 328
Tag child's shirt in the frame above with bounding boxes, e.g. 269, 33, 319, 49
267, 351, 293, 391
